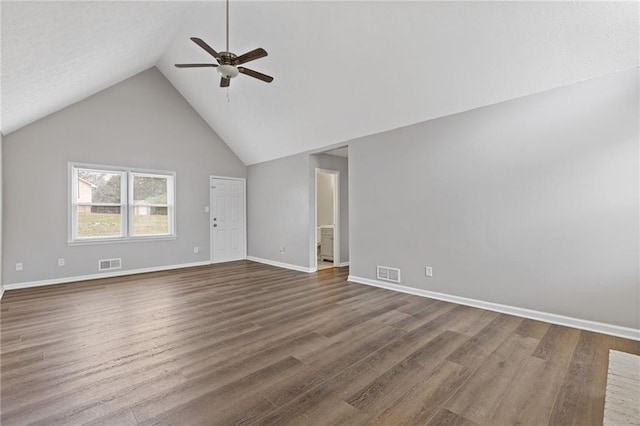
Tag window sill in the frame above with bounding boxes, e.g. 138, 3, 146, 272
67, 235, 177, 246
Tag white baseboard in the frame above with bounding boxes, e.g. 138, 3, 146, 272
3, 261, 212, 291
247, 256, 315, 273
348, 275, 640, 342
337, 262, 350, 267
0, 285, 4, 300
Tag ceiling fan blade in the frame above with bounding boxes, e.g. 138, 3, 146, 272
238, 67, 274, 83
191, 37, 221, 60
234, 48, 268, 65
220, 77, 231, 88
174, 63, 218, 68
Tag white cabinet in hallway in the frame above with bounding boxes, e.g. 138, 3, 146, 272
320, 226, 334, 261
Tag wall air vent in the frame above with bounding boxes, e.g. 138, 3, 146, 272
377, 265, 401, 283
99, 258, 122, 271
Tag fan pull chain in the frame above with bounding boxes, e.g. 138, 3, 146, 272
227, 88, 230, 103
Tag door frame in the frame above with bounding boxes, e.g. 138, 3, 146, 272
314, 168, 340, 270
209, 175, 247, 264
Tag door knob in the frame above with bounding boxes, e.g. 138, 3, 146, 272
213, 224, 218, 227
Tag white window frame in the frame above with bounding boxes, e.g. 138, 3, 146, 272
71, 167, 127, 241
129, 171, 176, 237
69, 163, 177, 245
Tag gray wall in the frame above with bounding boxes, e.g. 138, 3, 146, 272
247, 153, 311, 267
312, 153, 349, 264
349, 68, 639, 329
0, 131, 3, 295
3, 67, 246, 285
247, 151, 350, 269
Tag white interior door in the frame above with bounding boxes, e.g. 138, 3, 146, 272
210, 177, 246, 263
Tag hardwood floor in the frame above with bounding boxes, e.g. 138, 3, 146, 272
1, 261, 638, 425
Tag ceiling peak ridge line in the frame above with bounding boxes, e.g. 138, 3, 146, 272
173, 0, 273, 88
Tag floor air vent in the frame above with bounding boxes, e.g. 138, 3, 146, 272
377, 265, 401, 283
99, 258, 122, 271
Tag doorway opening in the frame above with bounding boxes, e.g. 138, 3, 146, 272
315, 169, 339, 270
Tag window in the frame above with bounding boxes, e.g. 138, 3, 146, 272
70, 164, 175, 243
131, 172, 174, 236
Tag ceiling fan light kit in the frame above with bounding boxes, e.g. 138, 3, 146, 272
174, 0, 273, 88
217, 64, 239, 79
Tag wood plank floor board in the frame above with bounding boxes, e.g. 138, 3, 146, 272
442, 308, 500, 337
45, 335, 311, 424
311, 299, 410, 338
246, 286, 377, 327
335, 285, 399, 308
345, 330, 469, 417
426, 408, 478, 426
395, 296, 440, 315
446, 314, 524, 369
1, 261, 635, 425
5, 320, 332, 406
179, 330, 327, 380
2, 320, 258, 392
212, 275, 356, 316
10, 369, 190, 426
3, 308, 249, 369
444, 333, 541, 424
259, 315, 432, 407
391, 299, 459, 332
132, 356, 303, 424
48, 353, 301, 425
371, 360, 471, 425
546, 331, 619, 426
486, 355, 566, 425
291, 308, 411, 364
512, 318, 551, 340
255, 327, 468, 424
197, 271, 347, 303
2, 290, 228, 341
2, 318, 262, 396
85, 408, 140, 426
609, 335, 640, 355
259, 309, 483, 414
253, 374, 355, 426
532, 324, 581, 365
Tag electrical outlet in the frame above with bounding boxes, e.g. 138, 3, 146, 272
425, 266, 433, 277
204, 206, 209, 213
280, 246, 286, 254
58, 258, 65, 266
193, 247, 199, 254
16, 263, 23, 271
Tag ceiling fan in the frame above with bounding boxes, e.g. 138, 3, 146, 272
174, 0, 273, 88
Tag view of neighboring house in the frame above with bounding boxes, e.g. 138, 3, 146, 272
77, 178, 96, 213
133, 200, 151, 216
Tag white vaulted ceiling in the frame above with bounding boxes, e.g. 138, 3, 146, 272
2, 1, 638, 165
0, 1, 194, 134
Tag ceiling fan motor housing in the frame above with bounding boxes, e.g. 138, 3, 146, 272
216, 52, 239, 78
218, 52, 238, 64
